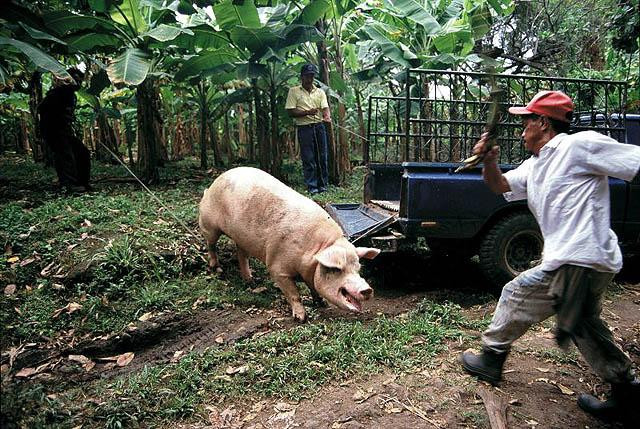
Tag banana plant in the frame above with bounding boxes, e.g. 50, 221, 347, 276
172, 0, 330, 176
33, 0, 204, 183
355, 0, 514, 73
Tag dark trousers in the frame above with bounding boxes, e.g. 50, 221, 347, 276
46, 134, 91, 187
297, 122, 328, 192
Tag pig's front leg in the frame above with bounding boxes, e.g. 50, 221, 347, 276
308, 286, 327, 308
272, 273, 306, 322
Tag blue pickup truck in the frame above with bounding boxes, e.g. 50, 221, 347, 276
327, 70, 639, 287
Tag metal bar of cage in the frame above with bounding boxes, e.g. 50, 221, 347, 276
367, 69, 627, 165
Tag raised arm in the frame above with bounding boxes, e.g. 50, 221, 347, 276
474, 133, 511, 194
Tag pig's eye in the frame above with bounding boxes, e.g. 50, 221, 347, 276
323, 266, 342, 275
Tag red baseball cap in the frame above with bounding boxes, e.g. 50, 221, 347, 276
508, 90, 574, 123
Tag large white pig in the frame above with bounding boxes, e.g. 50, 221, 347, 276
198, 167, 380, 321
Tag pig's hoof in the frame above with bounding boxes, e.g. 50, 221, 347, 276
293, 310, 307, 323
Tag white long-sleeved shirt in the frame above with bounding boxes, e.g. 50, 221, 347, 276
503, 131, 640, 273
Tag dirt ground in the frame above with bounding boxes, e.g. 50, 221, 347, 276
178, 282, 639, 429
4, 253, 639, 428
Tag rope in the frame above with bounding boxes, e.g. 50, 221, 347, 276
95, 141, 205, 249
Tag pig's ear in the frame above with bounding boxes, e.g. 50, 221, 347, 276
355, 247, 381, 260
314, 246, 347, 269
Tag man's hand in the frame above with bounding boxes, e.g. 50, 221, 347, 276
473, 132, 500, 164
474, 132, 510, 194
305, 108, 318, 116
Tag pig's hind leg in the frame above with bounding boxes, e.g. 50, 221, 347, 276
201, 226, 223, 272
236, 246, 252, 281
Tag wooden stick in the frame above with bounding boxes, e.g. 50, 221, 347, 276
478, 387, 509, 429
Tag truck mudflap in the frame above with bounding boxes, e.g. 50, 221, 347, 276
325, 202, 399, 244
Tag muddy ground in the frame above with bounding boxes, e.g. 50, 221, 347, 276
6, 252, 638, 429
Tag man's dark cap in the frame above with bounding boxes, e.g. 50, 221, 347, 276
301, 64, 318, 75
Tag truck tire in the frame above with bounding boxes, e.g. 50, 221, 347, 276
479, 212, 543, 288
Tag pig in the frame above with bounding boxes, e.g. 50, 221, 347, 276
198, 166, 380, 321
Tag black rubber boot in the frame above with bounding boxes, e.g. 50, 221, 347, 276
460, 348, 508, 385
577, 378, 640, 427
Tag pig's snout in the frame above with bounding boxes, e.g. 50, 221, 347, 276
339, 281, 374, 313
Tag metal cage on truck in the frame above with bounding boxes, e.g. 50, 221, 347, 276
365, 69, 627, 165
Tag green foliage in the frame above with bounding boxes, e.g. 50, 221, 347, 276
0, 36, 70, 79
107, 48, 151, 85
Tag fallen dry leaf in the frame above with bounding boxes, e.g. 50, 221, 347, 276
215, 335, 225, 344
15, 362, 50, 378
4, 284, 16, 296
353, 388, 376, 403
171, 350, 184, 363
84, 361, 96, 371
274, 402, 295, 413
557, 383, 574, 395
225, 365, 248, 375
81, 219, 92, 228
242, 412, 257, 422
116, 352, 135, 367
251, 287, 267, 294
509, 398, 521, 405
15, 367, 37, 378
68, 354, 91, 364
536, 367, 550, 373
40, 261, 56, 277
19, 257, 36, 267
138, 312, 153, 322
52, 302, 83, 318
7, 256, 19, 264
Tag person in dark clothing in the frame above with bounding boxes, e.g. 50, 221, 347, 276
38, 68, 91, 192
285, 64, 331, 194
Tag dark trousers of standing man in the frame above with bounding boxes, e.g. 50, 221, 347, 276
44, 132, 91, 188
297, 122, 328, 193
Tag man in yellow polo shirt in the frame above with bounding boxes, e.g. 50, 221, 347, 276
285, 63, 331, 194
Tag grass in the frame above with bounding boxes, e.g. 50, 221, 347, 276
0, 155, 480, 428
10, 300, 474, 428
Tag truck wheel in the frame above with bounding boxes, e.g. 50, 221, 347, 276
479, 212, 543, 288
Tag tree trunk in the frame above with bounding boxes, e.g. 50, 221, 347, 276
316, 19, 339, 185
18, 113, 28, 154
237, 104, 246, 158
223, 108, 232, 162
269, 85, 281, 178
95, 112, 120, 163
355, 87, 367, 165
253, 79, 269, 171
209, 120, 224, 167
124, 116, 135, 167
136, 80, 160, 184
248, 98, 255, 163
200, 101, 208, 169
28, 71, 50, 164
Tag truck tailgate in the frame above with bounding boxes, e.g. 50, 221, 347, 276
326, 202, 398, 242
